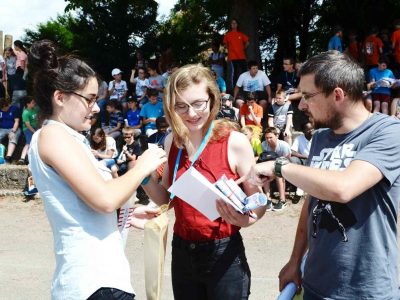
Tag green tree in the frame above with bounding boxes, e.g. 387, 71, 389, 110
23, 14, 77, 54
64, 0, 159, 78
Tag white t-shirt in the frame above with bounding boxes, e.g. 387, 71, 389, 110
108, 80, 128, 100
96, 136, 118, 158
291, 134, 312, 157
135, 77, 149, 97
261, 139, 291, 157
236, 71, 271, 92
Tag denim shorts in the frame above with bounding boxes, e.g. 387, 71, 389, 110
23, 129, 34, 144
171, 232, 251, 300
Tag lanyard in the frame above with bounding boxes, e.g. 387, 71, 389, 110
170, 121, 214, 199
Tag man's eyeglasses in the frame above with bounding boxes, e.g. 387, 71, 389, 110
301, 91, 323, 102
123, 135, 133, 139
174, 99, 210, 114
71, 92, 98, 108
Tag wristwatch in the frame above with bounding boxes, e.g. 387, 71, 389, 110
274, 157, 290, 178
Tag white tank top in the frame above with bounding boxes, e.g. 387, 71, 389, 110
29, 120, 134, 299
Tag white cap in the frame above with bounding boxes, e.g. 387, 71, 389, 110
111, 68, 122, 76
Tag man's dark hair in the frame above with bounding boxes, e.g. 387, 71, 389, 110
298, 51, 364, 102
264, 127, 279, 136
247, 60, 258, 69
147, 88, 159, 97
378, 56, 389, 65
283, 57, 295, 65
106, 100, 116, 108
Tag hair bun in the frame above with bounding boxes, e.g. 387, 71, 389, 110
29, 40, 58, 69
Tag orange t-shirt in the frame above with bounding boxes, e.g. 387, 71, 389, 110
223, 31, 249, 61
364, 35, 383, 66
240, 103, 263, 126
391, 29, 400, 63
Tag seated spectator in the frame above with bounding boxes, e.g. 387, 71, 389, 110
367, 57, 395, 114
125, 96, 142, 137
241, 125, 262, 159
129, 67, 149, 106
90, 128, 118, 177
239, 92, 263, 128
19, 96, 39, 164
212, 70, 227, 95
290, 122, 313, 165
162, 62, 179, 87
233, 60, 272, 110
147, 116, 170, 148
115, 126, 143, 175
140, 88, 164, 137
390, 97, 400, 118
261, 127, 291, 211
102, 100, 123, 140
147, 62, 165, 100
0, 97, 21, 163
268, 90, 294, 145
217, 94, 238, 122
108, 68, 128, 113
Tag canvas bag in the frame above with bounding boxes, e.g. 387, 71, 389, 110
143, 203, 169, 300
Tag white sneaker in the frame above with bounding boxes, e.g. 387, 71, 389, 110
296, 188, 304, 197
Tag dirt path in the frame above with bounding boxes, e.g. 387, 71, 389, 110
0, 195, 306, 299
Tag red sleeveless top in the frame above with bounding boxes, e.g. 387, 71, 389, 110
168, 134, 240, 242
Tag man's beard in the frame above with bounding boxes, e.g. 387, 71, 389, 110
309, 111, 342, 131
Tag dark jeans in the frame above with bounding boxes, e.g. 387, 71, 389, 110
303, 288, 323, 300
231, 59, 247, 87
87, 288, 135, 300
171, 232, 251, 300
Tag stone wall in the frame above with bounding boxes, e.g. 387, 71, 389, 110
0, 164, 28, 191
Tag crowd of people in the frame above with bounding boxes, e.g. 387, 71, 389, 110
1, 17, 400, 300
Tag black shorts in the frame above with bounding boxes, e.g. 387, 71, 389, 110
238, 90, 268, 101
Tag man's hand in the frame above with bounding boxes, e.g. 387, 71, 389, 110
246, 161, 275, 186
130, 205, 161, 229
278, 259, 303, 293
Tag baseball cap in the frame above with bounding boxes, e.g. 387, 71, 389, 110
221, 94, 234, 102
111, 68, 122, 76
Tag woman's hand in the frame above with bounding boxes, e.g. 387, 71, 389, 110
216, 200, 252, 227
134, 147, 167, 176
130, 205, 161, 229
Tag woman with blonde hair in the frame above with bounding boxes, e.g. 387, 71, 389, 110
142, 64, 266, 299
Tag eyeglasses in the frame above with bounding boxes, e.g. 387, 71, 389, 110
123, 135, 133, 139
71, 92, 98, 108
174, 99, 210, 114
301, 91, 323, 102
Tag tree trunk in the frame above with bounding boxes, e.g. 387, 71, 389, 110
229, 0, 261, 64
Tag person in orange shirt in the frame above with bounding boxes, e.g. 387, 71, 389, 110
239, 92, 263, 128
391, 19, 400, 75
363, 27, 383, 69
223, 19, 249, 90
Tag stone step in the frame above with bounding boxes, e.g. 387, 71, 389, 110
0, 164, 29, 190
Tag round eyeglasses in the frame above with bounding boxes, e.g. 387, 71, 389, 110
71, 92, 98, 108
174, 98, 210, 114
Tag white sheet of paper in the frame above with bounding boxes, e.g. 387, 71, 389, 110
168, 167, 242, 221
